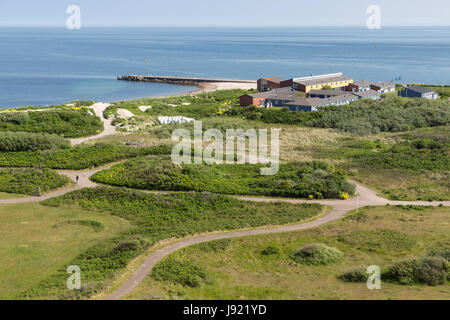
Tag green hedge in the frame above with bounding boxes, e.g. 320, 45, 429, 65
0, 143, 173, 170
91, 158, 356, 199
0, 131, 69, 152
0, 168, 71, 195
0, 109, 103, 138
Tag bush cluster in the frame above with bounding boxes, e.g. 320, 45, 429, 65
290, 243, 343, 265
339, 267, 369, 283
0, 143, 173, 170
0, 131, 69, 152
152, 257, 209, 288
0, 168, 71, 195
0, 109, 104, 138
91, 159, 356, 199
309, 96, 450, 135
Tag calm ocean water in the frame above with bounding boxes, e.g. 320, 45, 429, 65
1, 27, 449, 108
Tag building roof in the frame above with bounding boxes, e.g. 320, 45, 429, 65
307, 89, 349, 97
406, 86, 435, 94
293, 73, 353, 86
259, 76, 286, 84
353, 81, 372, 87
286, 94, 358, 108
372, 81, 395, 88
245, 91, 273, 98
352, 90, 381, 98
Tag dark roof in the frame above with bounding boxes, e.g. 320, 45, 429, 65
372, 81, 395, 88
307, 89, 348, 97
352, 90, 381, 98
245, 92, 273, 98
260, 76, 286, 84
406, 86, 435, 94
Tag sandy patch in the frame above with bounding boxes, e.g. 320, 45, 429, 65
117, 108, 135, 118
138, 106, 152, 112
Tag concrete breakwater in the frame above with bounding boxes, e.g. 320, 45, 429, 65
117, 75, 256, 86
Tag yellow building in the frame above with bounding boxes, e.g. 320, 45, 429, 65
293, 73, 354, 93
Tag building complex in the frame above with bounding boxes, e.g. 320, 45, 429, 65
240, 73, 437, 112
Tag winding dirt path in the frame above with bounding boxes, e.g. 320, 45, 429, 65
0, 164, 448, 299
104, 183, 449, 300
70, 103, 116, 146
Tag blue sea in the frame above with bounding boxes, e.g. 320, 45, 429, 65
1, 27, 449, 108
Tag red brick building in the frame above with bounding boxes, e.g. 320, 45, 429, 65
239, 92, 271, 107
257, 77, 292, 92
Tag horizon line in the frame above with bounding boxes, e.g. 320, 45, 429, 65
1, 24, 450, 28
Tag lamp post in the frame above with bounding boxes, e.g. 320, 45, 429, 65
356, 192, 359, 214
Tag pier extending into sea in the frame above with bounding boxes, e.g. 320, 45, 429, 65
117, 75, 256, 86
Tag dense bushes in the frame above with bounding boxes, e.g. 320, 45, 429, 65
0, 132, 69, 152
91, 158, 355, 199
152, 257, 210, 288
225, 106, 320, 125
352, 138, 449, 172
290, 243, 343, 265
339, 267, 369, 283
0, 143, 173, 170
0, 168, 71, 195
386, 256, 449, 286
309, 96, 450, 135
0, 109, 103, 138
19, 187, 323, 299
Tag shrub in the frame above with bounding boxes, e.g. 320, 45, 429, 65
0, 132, 69, 151
0, 143, 173, 170
309, 96, 450, 135
290, 243, 343, 265
0, 109, 104, 138
386, 256, 449, 286
0, 168, 71, 195
197, 239, 231, 252
91, 159, 356, 199
152, 257, 209, 287
261, 245, 281, 256
339, 267, 369, 283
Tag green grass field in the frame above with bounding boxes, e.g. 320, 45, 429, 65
17, 187, 325, 299
0, 203, 131, 299
127, 205, 450, 300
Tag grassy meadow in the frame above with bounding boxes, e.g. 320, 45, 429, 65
0, 202, 131, 299
127, 205, 450, 300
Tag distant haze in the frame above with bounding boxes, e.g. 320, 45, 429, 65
0, 0, 449, 27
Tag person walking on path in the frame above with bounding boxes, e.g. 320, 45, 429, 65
76, 175, 79, 184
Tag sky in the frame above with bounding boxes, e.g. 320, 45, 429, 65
0, 0, 449, 27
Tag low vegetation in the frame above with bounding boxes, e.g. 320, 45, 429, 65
309, 96, 449, 135
19, 187, 324, 299
0, 143, 172, 170
106, 89, 251, 119
0, 109, 104, 138
0, 168, 71, 195
0, 131, 69, 152
290, 243, 343, 265
92, 158, 356, 199
127, 206, 450, 300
